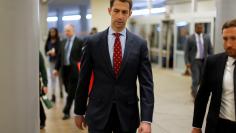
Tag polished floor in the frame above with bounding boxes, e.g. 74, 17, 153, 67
41, 65, 194, 133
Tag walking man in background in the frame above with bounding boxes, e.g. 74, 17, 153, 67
185, 23, 213, 98
53, 24, 84, 120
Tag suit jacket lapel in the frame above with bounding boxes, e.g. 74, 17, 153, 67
61, 40, 66, 64
100, 29, 115, 78
203, 34, 208, 55
217, 53, 228, 101
192, 35, 197, 50
117, 30, 133, 78
70, 37, 77, 58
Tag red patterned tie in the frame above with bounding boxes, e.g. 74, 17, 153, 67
113, 33, 122, 78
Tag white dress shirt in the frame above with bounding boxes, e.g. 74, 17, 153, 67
195, 33, 204, 59
219, 56, 236, 122
64, 35, 75, 65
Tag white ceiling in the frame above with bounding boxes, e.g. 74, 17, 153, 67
48, 0, 166, 13
48, 0, 211, 15
48, 0, 90, 6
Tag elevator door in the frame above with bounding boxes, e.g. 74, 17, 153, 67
160, 20, 174, 68
149, 24, 160, 64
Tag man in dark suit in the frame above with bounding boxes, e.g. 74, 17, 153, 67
53, 24, 83, 120
39, 51, 48, 129
74, 0, 154, 133
192, 19, 236, 133
185, 23, 213, 98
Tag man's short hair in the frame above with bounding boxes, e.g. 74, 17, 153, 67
195, 23, 204, 28
110, 0, 133, 10
222, 19, 236, 32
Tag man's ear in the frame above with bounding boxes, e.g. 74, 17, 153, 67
108, 8, 111, 16
129, 10, 132, 17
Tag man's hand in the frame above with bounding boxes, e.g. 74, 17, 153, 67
74, 115, 87, 130
192, 128, 202, 133
138, 122, 151, 133
47, 48, 56, 57
43, 87, 48, 94
186, 64, 191, 68
53, 70, 59, 77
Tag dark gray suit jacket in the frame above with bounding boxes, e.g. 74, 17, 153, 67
55, 37, 84, 80
74, 28, 154, 131
184, 34, 213, 64
192, 53, 229, 133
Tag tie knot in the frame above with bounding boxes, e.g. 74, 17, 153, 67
113, 33, 121, 38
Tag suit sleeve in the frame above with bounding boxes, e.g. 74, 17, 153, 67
184, 37, 191, 65
55, 41, 62, 71
55, 40, 60, 57
192, 57, 212, 128
76, 39, 84, 62
138, 41, 154, 122
74, 40, 93, 115
39, 52, 48, 87
207, 37, 213, 55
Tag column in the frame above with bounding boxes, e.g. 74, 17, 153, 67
191, 0, 197, 12
80, 5, 89, 35
91, 0, 110, 31
0, 0, 39, 133
57, 9, 64, 34
215, 0, 236, 53
39, 1, 48, 56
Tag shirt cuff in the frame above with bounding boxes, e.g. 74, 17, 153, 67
74, 114, 85, 117
141, 121, 152, 124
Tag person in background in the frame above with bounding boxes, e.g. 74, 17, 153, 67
39, 52, 48, 129
45, 27, 61, 102
192, 19, 236, 133
53, 24, 84, 120
89, 27, 98, 35
184, 23, 213, 98
74, 0, 154, 133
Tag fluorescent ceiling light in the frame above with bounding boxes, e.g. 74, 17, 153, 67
132, 9, 149, 16
47, 17, 58, 22
86, 14, 92, 19
176, 21, 188, 27
62, 15, 81, 21
151, 7, 166, 14
132, 7, 166, 16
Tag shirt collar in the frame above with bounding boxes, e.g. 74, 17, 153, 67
195, 33, 203, 37
68, 35, 75, 41
227, 56, 236, 66
108, 26, 126, 37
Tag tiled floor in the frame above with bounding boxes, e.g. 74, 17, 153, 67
41, 65, 194, 133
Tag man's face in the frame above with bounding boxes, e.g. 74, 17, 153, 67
223, 27, 236, 58
108, 0, 132, 31
195, 24, 204, 34
64, 26, 74, 38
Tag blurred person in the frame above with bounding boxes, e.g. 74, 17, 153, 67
39, 52, 48, 129
90, 27, 98, 35
184, 23, 213, 98
44, 27, 61, 102
192, 19, 236, 133
74, 0, 154, 133
53, 24, 84, 120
